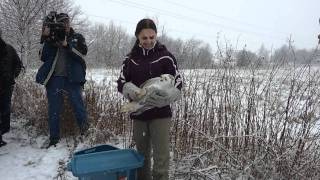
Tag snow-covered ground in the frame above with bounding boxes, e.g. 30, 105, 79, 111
2, 67, 320, 180
0, 118, 79, 180
0, 69, 125, 180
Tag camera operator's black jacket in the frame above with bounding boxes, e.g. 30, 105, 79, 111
36, 28, 87, 86
0, 38, 22, 89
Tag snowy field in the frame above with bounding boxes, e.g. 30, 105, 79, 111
0, 117, 127, 180
1, 67, 320, 180
0, 69, 122, 180
0, 118, 77, 180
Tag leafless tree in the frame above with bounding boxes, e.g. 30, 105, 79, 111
0, 0, 87, 68
86, 22, 131, 68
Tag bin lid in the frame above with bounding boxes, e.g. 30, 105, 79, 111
68, 145, 144, 177
74, 144, 119, 156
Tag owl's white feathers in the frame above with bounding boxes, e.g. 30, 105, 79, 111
121, 74, 175, 115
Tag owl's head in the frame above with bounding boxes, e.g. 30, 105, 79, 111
160, 74, 174, 85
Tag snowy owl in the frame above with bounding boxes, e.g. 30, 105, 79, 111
121, 74, 176, 115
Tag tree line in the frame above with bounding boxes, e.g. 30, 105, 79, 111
1, 0, 318, 69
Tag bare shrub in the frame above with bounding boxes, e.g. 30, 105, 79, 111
172, 44, 320, 179
11, 45, 320, 179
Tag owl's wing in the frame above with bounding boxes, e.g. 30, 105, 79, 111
140, 77, 161, 88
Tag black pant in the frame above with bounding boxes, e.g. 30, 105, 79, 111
0, 85, 13, 135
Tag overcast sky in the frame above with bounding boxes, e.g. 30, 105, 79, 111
75, 0, 320, 52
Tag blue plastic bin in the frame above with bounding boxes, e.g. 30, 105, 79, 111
67, 144, 144, 180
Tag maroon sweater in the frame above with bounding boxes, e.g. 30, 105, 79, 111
117, 42, 182, 120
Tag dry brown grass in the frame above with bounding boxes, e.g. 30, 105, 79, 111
11, 58, 320, 179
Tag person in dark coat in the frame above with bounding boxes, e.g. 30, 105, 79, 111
0, 29, 23, 147
36, 13, 88, 148
117, 18, 183, 180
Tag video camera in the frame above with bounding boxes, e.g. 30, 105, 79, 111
41, 11, 67, 44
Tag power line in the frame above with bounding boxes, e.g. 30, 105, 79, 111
81, 0, 317, 48
83, 12, 277, 50
83, 11, 318, 50
107, 0, 288, 42
111, 0, 317, 48
84, 13, 244, 43
161, 0, 289, 36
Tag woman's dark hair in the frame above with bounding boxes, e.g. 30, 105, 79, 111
135, 18, 157, 37
129, 18, 157, 55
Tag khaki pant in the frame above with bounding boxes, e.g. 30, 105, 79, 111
133, 117, 170, 180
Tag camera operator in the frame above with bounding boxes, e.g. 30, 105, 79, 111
36, 12, 89, 148
0, 29, 23, 147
